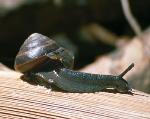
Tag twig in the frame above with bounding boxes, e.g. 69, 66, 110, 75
81, 23, 119, 46
121, 0, 142, 36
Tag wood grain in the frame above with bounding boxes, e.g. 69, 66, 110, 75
0, 64, 150, 119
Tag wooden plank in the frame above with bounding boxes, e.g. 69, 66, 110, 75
0, 64, 150, 119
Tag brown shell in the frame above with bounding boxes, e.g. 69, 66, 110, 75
14, 33, 74, 73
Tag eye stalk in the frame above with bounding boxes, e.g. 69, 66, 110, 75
119, 63, 134, 78
115, 63, 134, 93
14, 33, 134, 94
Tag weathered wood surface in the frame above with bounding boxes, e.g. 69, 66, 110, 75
0, 64, 150, 119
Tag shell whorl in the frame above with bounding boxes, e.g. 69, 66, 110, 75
19, 33, 59, 57
15, 33, 74, 73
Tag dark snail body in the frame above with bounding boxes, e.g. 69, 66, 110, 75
51, 68, 132, 93
15, 33, 134, 93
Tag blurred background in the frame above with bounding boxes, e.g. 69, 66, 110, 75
0, 0, 149, 68
0, 0, 150, 92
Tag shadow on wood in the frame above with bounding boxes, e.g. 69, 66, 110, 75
0, 64, 150, 119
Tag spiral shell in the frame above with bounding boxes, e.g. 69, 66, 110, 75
14, 33, 74, 73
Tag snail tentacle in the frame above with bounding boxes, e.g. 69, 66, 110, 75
50, 65, 133, 93
14, 33, 134, 93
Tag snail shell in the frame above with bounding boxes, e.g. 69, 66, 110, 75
15, 33, 74, 73
14, 33, 134, 93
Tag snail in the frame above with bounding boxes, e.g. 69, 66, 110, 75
14, 33, 134, 93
